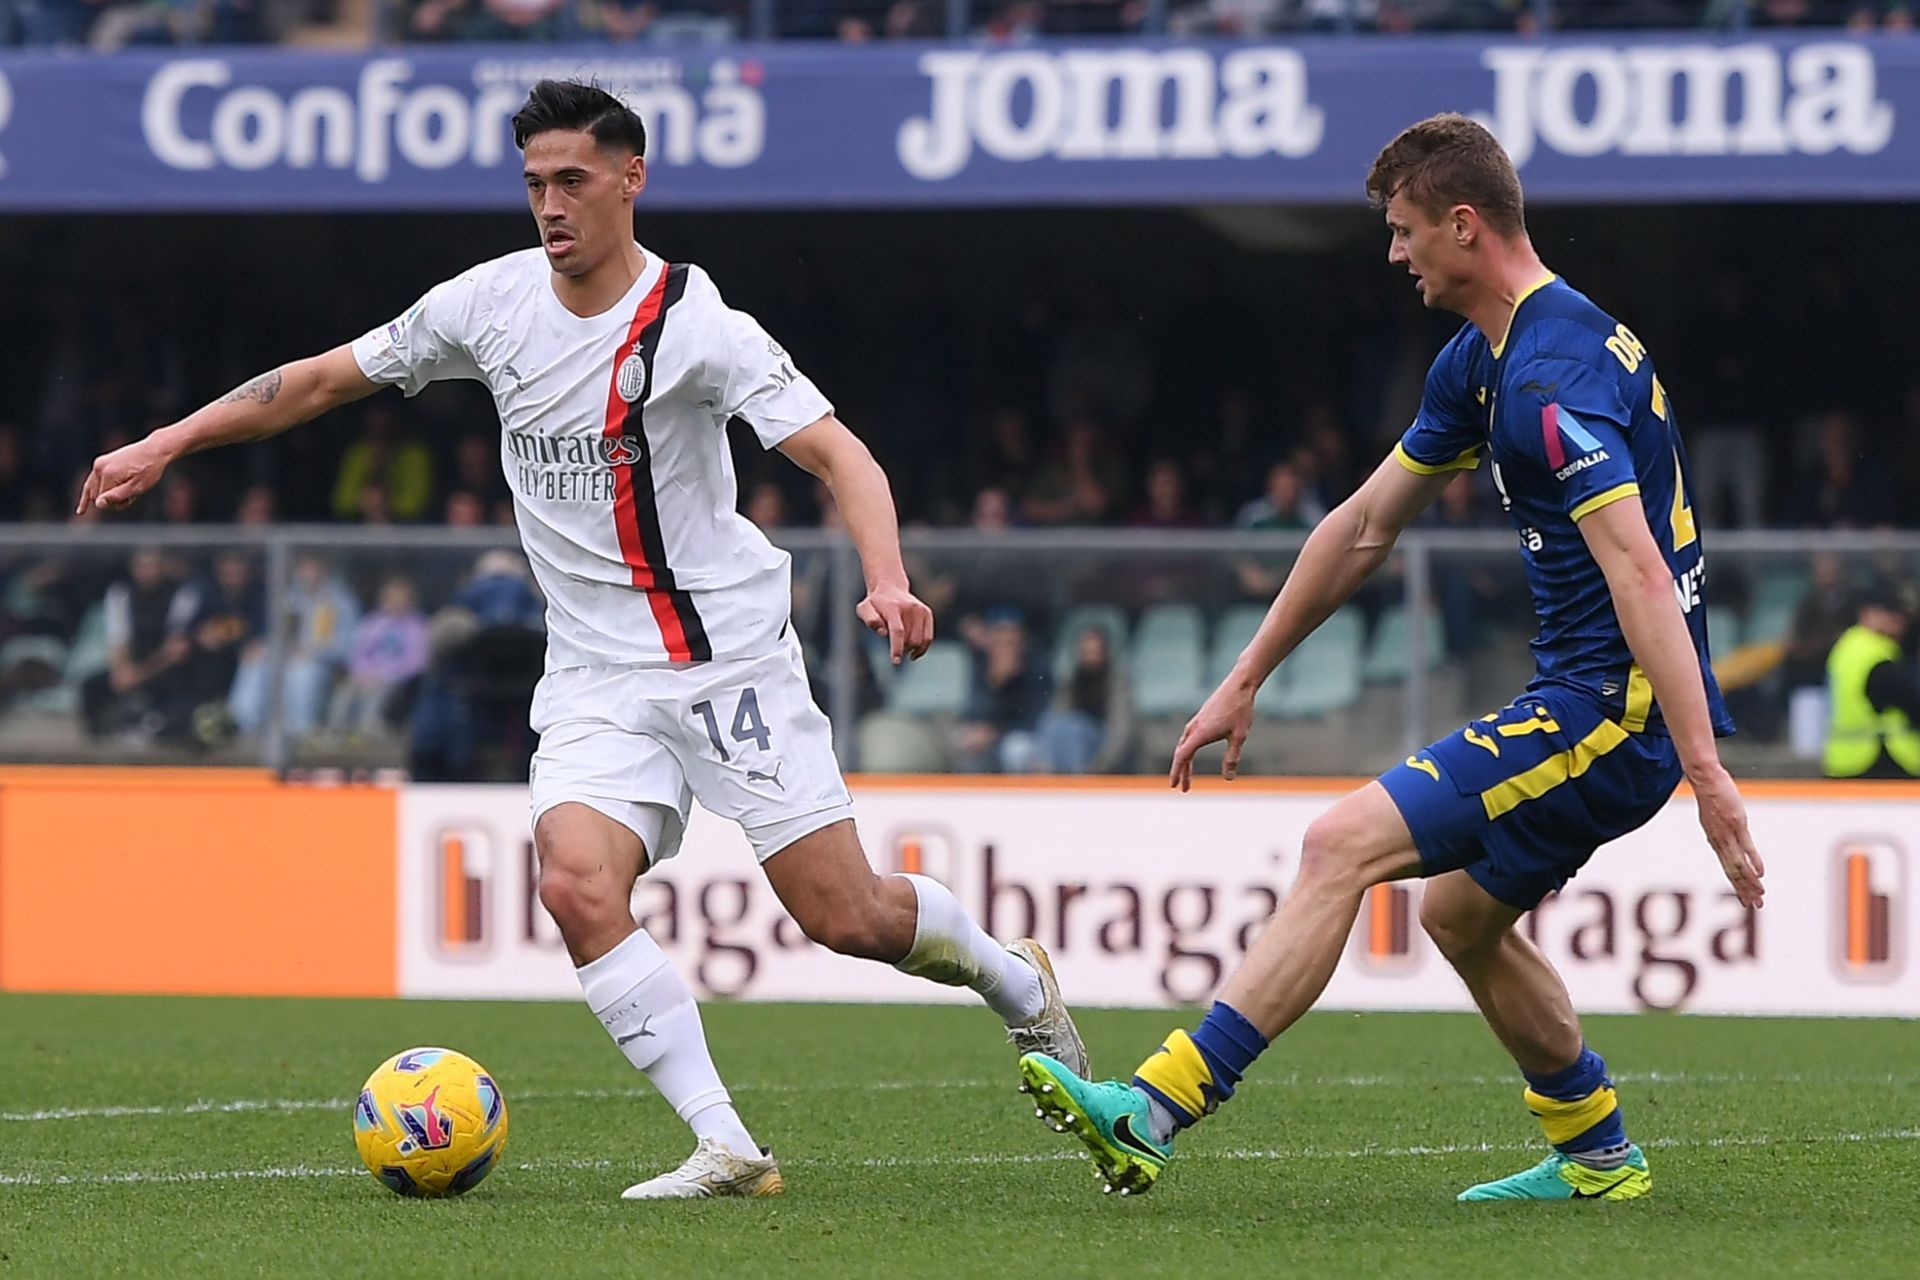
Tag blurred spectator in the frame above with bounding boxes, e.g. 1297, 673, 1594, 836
1188, 388, 1269, 522
1793, 410, 1892, 528
1023, 417, 1122, 526
234, 484, 279, 526
1823, 582, 1920, 779
1680, 266, 1770, 530
954, 609, 1050, 773
80, 549, 193, 740
744, 481, 789, 532
1033, 626, 1134, 773
231, 553, 359, 741
333, 405, 435, 523
328, 575, 431, 741
1235, 460, 1322, 531
173, 551, 267, 745
1131, 458, 1204, 530
1429, 471, 1507, 657
972, 486, 1015, 532
158, 470, 203, 525
1048, 0, 1146, 33
967, 406, 1037, 500
1784, 552, 1861, 689
410, 551, 545, 781
448, 433, 511, 513
444, 489, 488, 526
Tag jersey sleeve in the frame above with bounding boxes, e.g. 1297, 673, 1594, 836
691, 269, 832, 449
351, 275, 483, 397
1394, 338, 1483, 476
1501, 353, 1640, 522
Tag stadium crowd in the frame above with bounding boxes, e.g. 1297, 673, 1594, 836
3, 0, 1915, 47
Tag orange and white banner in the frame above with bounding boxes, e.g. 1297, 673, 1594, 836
395, 780, 1917, 1016
0, 771, 1911, 1013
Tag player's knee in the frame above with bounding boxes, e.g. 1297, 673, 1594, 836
1295, 811, 1376, 896
536, 861, 621, 939
1420, 898, 1500, 966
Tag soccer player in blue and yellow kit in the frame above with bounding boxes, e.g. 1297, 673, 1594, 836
1018, 113, 1766, 1202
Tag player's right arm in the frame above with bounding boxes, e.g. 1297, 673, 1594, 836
1171, 337, 1478, 790
1170, 455, 1454, 790
78, 346, 379, 514
80, 270, 482, 514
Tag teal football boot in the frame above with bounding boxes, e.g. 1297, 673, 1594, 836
1018, 1053, 1172, 1196
1458, 1145, 1652, 1202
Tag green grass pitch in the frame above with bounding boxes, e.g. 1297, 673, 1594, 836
2, 994, 1916, 1278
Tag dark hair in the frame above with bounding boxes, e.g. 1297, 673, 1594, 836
511, 80, 648, 158
1365, 112, 1524, 237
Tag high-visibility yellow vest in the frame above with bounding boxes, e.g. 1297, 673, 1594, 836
1824, 625, 1920, 778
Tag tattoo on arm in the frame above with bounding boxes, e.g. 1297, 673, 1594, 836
217, 369, 284, 406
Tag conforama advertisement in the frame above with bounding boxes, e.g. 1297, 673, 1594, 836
397, 782, 1916, 1016
0, 35, 1914, 210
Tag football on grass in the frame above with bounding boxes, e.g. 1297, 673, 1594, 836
353, 1047, 509, 1198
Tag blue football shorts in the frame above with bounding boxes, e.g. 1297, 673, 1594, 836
1377, 686, 1682, 911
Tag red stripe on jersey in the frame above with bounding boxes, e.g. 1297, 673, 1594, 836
1541, 402, 1566, 471
601, 267, 694, 661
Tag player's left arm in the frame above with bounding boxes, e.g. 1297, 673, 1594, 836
1579, 472, 1765, 909
779, 416, 932, 665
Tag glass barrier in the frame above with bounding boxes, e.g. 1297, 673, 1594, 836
1, 526, 1915, 780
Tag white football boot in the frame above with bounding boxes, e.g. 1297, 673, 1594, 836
1004, 938, 1090, 1078
620, 1137, 785, 1200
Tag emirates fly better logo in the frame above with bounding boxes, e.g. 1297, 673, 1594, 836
1831, 837, 1906, 982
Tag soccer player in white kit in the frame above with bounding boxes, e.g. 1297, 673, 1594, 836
76, 79, 1088, 1200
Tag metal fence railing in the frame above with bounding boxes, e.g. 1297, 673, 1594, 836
1, 524, 1914, 779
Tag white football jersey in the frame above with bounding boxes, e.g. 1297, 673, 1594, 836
352, 246, 831, 670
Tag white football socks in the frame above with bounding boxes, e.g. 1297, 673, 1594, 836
891, 873, 1045, 1025
576, 929, 760, 1157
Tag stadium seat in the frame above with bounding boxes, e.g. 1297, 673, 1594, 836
1362, 604, 1443, 684
1745, 572, 1807, 645
1270, 609, 1364, 719
886, 642, 971, 716
1130, 604, 1207, 717
856, 712, 949, 772
1704, 604, 1742, 654
1209, 604, 1267, 686
1051, 605, 1129, 679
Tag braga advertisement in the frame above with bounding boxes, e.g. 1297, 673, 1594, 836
0, 34, 1911, 210
396, 783, 1914, 1016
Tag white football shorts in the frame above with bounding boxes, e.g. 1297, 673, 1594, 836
527, 629, 854, 864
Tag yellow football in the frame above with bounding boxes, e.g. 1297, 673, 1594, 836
353, 1047, 509, 1198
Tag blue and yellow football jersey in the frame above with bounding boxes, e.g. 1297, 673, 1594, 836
1395, 275, 1735, 739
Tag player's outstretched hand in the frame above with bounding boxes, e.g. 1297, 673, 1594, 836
857, 584, 933, 665
1690, 763, 1765, 909
1170, 678, 1257, 792
77, 435, 175, 514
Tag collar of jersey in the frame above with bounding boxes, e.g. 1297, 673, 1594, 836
541, 242, 663, 327
1489, 273, 1559, 360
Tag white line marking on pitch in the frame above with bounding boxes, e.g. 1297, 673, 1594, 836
11, 1066, 1904, 1128
2, 1128, 1915, 1189
6, 1069, 1907, 1127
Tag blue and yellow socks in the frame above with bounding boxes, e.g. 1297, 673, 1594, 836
1131, 1001, 1269, 1143
1523, 1045, 1631, 1171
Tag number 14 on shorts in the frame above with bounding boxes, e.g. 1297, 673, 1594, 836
692, 687, 772, 760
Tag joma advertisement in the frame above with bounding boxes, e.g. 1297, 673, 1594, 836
0, 35, 1908, 210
